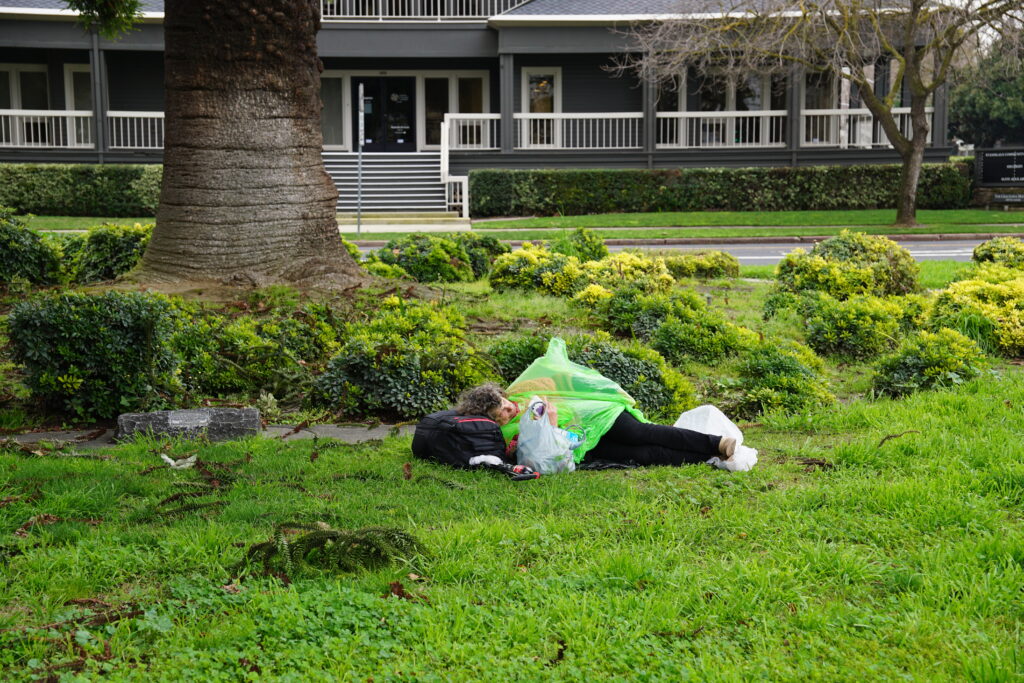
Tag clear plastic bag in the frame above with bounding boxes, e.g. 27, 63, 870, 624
515, 397, 577, 474
674, 404, 758, 472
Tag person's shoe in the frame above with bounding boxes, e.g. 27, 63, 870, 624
718, 437, 737, 460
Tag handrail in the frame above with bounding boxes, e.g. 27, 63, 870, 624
320, 0, 532, 21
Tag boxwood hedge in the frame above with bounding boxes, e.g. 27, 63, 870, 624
0, 163, 161, 216
469, 163, 972, 217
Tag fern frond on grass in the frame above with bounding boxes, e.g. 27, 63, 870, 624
238, 523, 423, 576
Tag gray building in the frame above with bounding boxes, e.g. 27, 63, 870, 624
0, 0, 952, 213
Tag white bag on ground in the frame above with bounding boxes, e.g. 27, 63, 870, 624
673, 404, 758, 472
516, 397, 576, 474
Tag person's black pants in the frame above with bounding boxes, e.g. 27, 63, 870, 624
581, 412, 722, 466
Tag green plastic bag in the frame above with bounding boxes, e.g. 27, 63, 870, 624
502, 337, 647, 462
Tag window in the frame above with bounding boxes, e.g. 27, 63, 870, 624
0, 64, 50, 146
424, 77, 449, 146
321, 76, 345, 148
521, 67, 561, 147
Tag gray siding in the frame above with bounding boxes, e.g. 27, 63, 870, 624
106, 51, 163, 111
514, 54, 641, 113
318, 24, 496, 58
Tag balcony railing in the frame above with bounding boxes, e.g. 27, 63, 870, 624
514, 113, 643, 150
802, 107, 934, 148
108, 111, 165, 150
320, 0, 530, 20
0, 110, 94, 148
0, 110, 164, 150
656, 111, 787, 149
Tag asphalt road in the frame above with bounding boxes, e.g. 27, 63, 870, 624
611, 238, 982, 265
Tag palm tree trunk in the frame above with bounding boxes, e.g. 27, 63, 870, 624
138, 0, 364, 285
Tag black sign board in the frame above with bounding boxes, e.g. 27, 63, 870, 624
994, 193, 1024, 203
976, 149, 1024, 187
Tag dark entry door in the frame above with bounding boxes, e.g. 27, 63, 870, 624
352, 77, 416, 152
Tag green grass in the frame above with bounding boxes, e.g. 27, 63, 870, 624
1, 372, 1022, 679
344, 223, 1024, 243
18, 216, 154, 231
740, 260, 975, 290
478, 208, 1024, 230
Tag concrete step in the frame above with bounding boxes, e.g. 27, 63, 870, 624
337, 211, 460, 219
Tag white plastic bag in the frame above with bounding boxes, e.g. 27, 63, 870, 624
674, 404, 758, 472
516, 397, 576, 474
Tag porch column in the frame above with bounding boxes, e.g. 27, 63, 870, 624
499, 53, 514, 153
642, 65, 656, 166
90, 28, 107, 161
786, 66, 802, 163
932, 82, 949, 148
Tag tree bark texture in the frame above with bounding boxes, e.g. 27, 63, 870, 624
140, 0, 363, 284
895, 97, 931, 226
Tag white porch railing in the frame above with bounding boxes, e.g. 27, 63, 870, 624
0, 109, 94, 148
320, 0, 530, 20
656, 111, 787, 149
802, 107, 934, 148
447, 114, 500, 151
514, 113, 643, 150
108, 111, 165, 150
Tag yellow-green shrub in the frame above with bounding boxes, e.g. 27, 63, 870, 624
929, 275, 1024, 356
804, 293, 904, 359
661, 250, 740, 279
873, 328, 987, 397
973, 236, 1024, 269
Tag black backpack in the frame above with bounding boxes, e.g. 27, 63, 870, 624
411, 410, 510, 468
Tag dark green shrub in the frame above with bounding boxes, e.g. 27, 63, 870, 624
548, 228, 609, 262
373, 234, 474, 283
577, 286, 704, 340
449, 232, 511, 278
804, 293, 903, 359
74, 223, 153, 283
486, 332, 695, 421
312, 298, 490, 420
651, 310, 756, 364
8, 291, 180, 419
660, 250, 740, 279
972, 236, 1024, 269
718, 340, 834, 419
469, 163, 972, 217
0, 163, 161, 216
173, 304, 340, 401
0, 208, 63, 285
873, 328, 986, 397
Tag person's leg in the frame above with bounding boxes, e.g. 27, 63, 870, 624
583, 438, 709, 466
602, 412, 721, 455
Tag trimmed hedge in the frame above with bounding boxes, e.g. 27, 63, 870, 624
0, 164, 161, 216
469, 163, 972, 217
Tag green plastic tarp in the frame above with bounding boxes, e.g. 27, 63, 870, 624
501, 337, 647, 462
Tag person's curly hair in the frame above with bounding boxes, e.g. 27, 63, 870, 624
455, 382, 507, 417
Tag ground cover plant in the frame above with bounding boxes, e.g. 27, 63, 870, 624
0, 371, 1021, 679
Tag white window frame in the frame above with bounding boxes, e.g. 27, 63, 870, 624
520, 66, 562, 148
0, 63, 49, 110
321, 69, 490, 152
62, 64, 91, 111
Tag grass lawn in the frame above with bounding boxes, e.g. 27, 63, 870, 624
18, 216, 154, 231
477, 208, 1024, 230
343, 223, 1024, 243
740, 260, 975, 290
1, 371, 1022, 680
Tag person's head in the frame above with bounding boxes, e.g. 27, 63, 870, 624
455, 382, 519, 425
